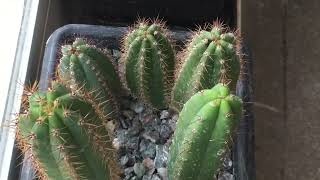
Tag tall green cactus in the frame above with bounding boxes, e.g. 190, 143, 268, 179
17, 82, 121, 180
58, 38, 122, 121
171, 23, 240, 112
120, 20, 176, 109
168, 83, 243, 180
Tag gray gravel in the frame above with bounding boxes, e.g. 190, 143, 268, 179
111, 49, 233, 180
114, 98, 233, 180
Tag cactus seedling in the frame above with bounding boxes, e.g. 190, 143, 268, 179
17, 82, 121, 180
120, 19, 176, 109
171, 22, 241, 112
168, 83, 243, 180
58, 38, 122, 122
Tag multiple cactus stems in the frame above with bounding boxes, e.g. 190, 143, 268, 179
13, 20, 244, 180
168, 83, 243, 180
58, 38, 122, 122
16, 82, 121, 180
171, 22, 241, 112
120, 19, 176, 109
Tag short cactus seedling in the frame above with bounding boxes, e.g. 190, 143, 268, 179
58, 38, 122, 122
16, 82, 121, 180
120, 19, 176, 109
168, 83, 243, 180
171, 22, 241, 112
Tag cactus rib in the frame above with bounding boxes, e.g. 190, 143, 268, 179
171, 22, 241, 112
58, 38, 122, 122
16, 82, 121, 180
120, 20, 176, 109
168, 83, 243, 180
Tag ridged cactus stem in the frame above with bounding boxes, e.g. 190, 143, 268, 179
168, 83, 243, 180
120, 19, 176, 109
58, 38, 122, 122
171, 22, 241, 112
17, 82, 121, 180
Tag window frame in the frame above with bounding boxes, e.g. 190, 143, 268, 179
0, 0, 44, 179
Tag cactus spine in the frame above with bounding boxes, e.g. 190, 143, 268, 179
120, 20, 176, 109
17, 82, 121, 180
171, 22, 240, 112
168, 83, 243, 180
58, 38, 122, 121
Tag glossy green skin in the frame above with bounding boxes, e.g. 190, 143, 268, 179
168, 84, 243, 180
58, 38, 122, 119
171, 27, 240, 112
122, 23, 175, 109
18, 83, 117, 180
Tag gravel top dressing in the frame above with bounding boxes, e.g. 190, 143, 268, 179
113, 97, 234, 180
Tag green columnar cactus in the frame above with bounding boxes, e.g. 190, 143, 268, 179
120, 20, 176, 109
58, 38, 122, 121
17, 82, 121, 180
171, 23, 240, 112
168, 83, 243, 180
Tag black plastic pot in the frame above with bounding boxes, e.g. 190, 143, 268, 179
20, 24, 255, 180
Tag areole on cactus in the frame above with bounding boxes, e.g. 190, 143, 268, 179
120, 19, 176, 109
168, 83, 243, 180
17, 82, 121, 180
171, 22, 241, 112
57, 38, 122, 122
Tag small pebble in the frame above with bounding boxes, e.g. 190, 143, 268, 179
130, 176, 137, 180
159, 124, 172, 141
142, 175, 153, 180
142, 131, 160, 143
218, 172, 234, 180
124, 167, 134, 176
146, 168, 156, 177
143, 158, 155, 170
112, 138, 121, 150
134, 163, 146, 178
140, 139, 156, 158
168, 118, 177, 131
223, 156, 233, 170
120, 155, 129, 166
127, 137, 140, 150
130, 101, 145, 113
151, 174, 161, 180
120, 117, 130, 129
160, 110, 170, 119
128, 119, 142, 136
115, 130, 128, 147
154, 145, 169, 168
157, 168, 168, 180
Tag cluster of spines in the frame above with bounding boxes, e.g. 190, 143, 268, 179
120, 19, 176, 109
171, 22, 241, 112
16, 82, 121, 180
168, 83, 243, 180
58, 38, 122, 125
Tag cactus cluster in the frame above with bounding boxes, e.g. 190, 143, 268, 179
120, 20, 175, 109
13, 19, 243, 180
171, 23, 240, 112
168, 84, 243, 180
17, 82, 121, 180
